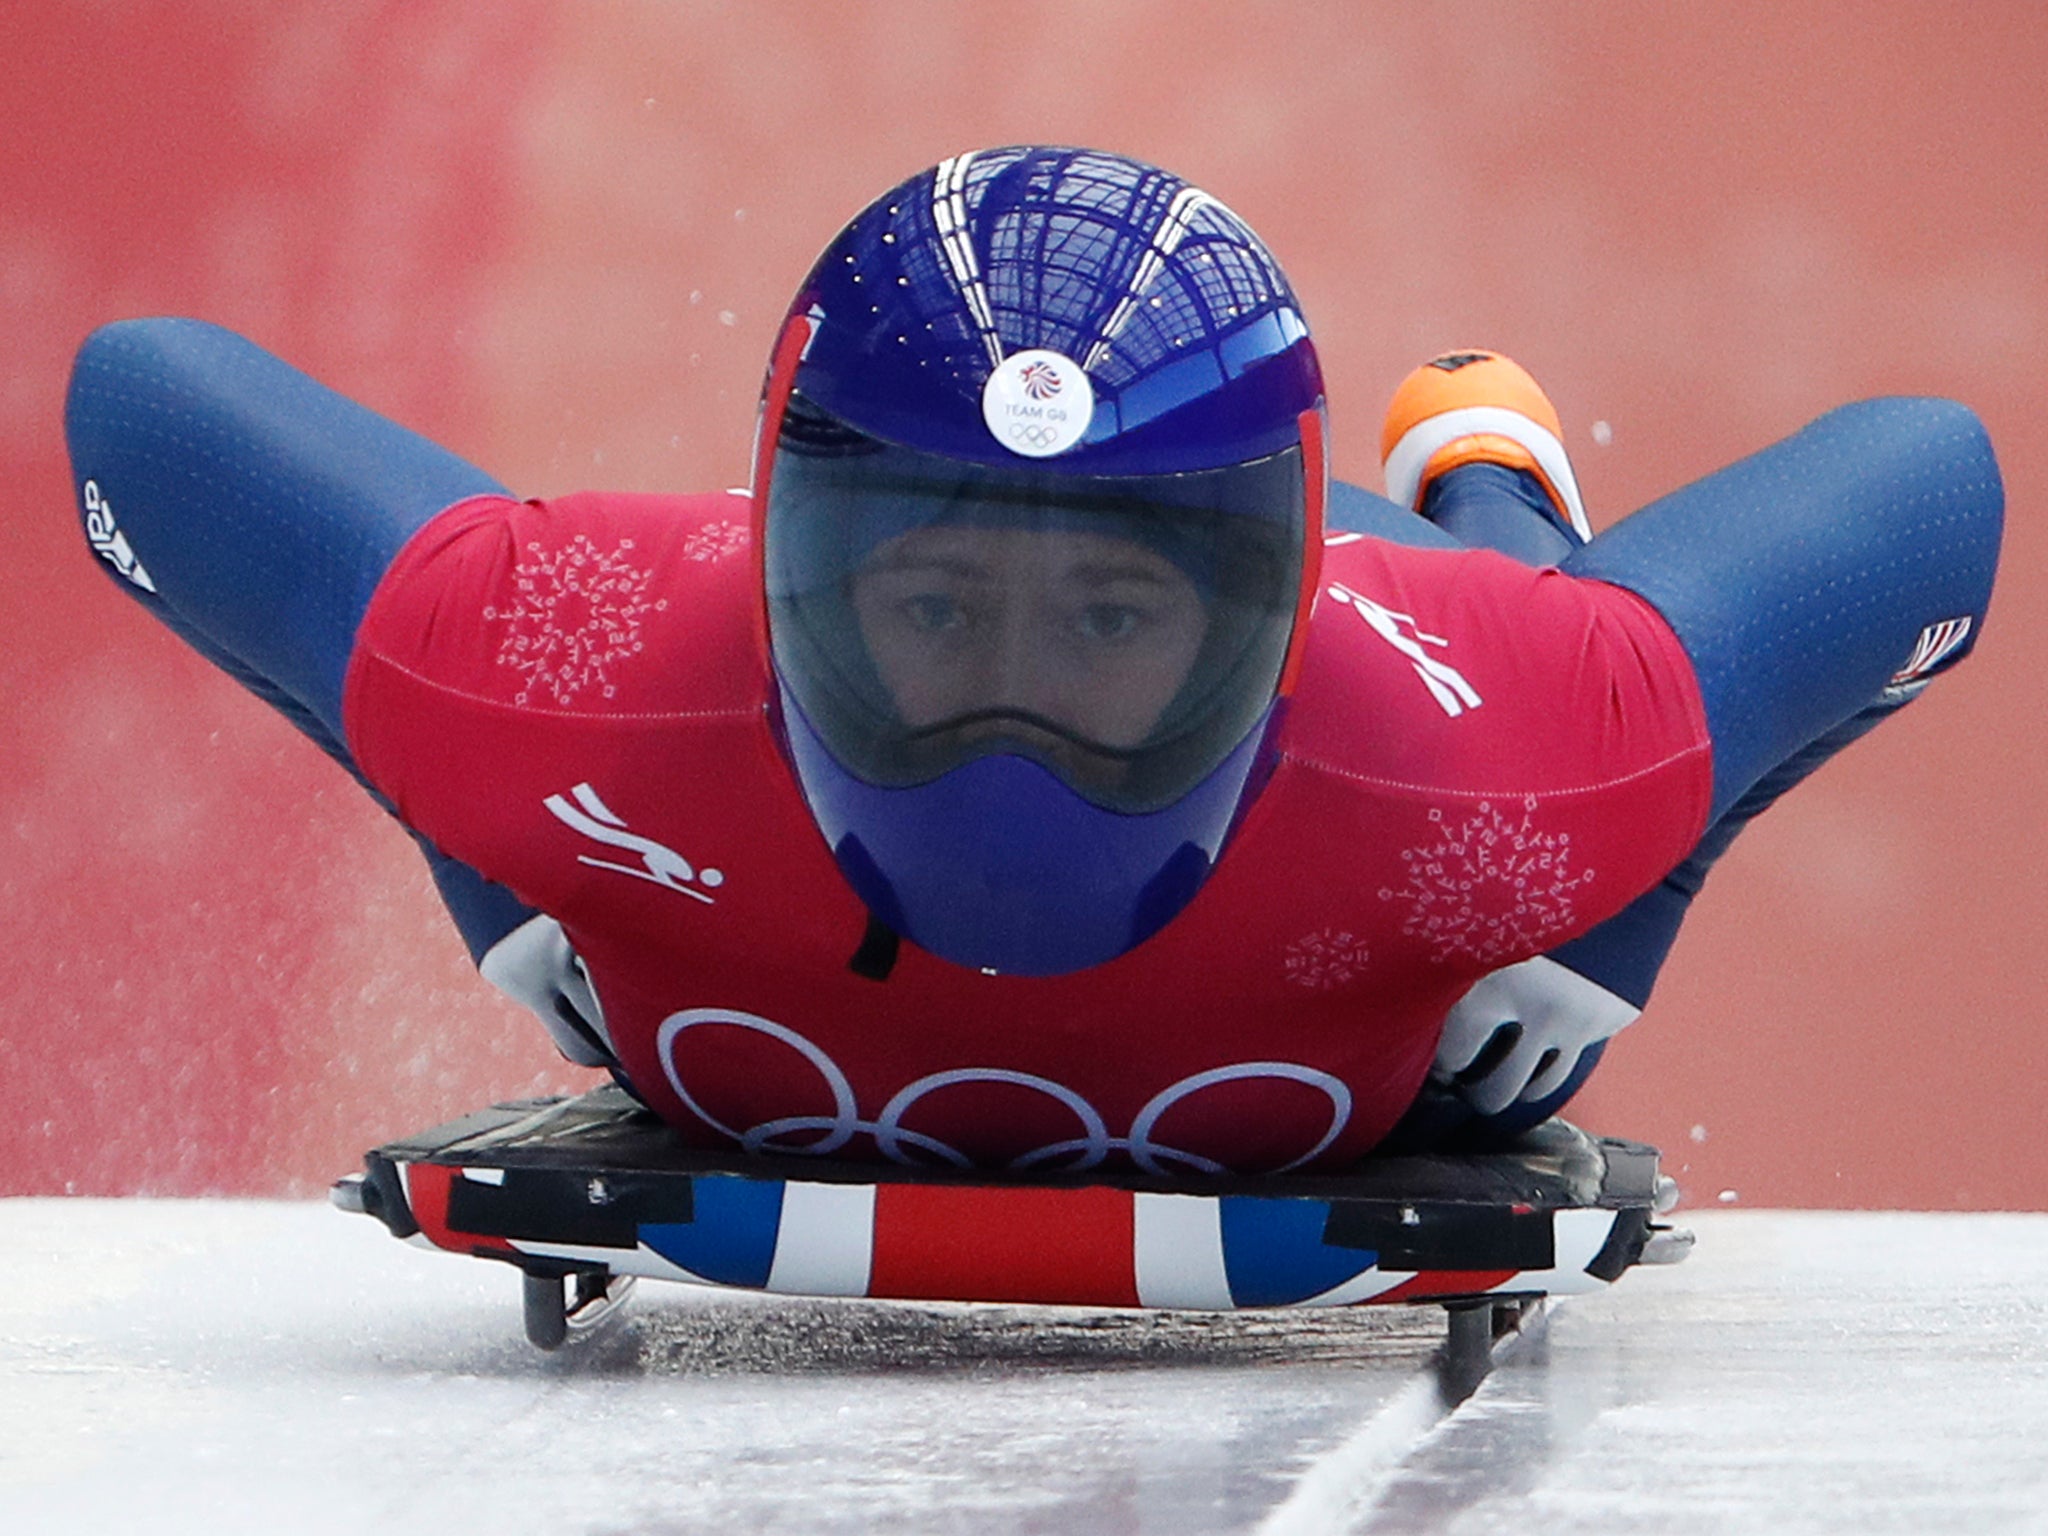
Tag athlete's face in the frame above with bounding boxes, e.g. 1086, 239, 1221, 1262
850, 525, 1208, 749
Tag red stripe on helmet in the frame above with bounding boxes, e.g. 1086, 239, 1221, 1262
749, 310, 816, 670
1278, 405, 1328, 697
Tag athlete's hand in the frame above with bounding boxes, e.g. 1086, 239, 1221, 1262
1432, 956, 1639, 1116
478, 913, 615, 1067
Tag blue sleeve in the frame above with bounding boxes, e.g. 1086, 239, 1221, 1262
1565, 397, 2003, 822
1552, 398, 2002, 1006
65, 317, 541, 964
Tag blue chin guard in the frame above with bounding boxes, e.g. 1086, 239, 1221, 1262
780, 686, 1281, 976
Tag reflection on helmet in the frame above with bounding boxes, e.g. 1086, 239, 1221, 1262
757, 147, 1325, 975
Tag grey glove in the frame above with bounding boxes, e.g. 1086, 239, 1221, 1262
1433, 955, 1640, 1116
478, 913, 616, 1068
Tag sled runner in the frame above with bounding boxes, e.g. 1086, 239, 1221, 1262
332, 1084, 1690, 1356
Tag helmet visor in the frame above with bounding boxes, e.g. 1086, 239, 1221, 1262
766, 396, 1305, 814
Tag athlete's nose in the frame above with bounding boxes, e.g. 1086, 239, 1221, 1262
982, 603, 1076, 726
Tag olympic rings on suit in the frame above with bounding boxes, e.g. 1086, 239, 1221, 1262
654, 1007, 1354, 1175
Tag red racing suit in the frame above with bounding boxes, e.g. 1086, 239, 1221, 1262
344, 489, 1712, 1176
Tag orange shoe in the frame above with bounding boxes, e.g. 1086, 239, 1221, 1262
1380, 350, 1589, 541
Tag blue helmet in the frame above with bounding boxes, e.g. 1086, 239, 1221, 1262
756, 147, 1326, 975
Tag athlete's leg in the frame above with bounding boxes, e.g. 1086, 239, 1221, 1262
1566, 396, 2002, 822
1379, 349, 1590, 565
1494, 401, 2000, 1137
1336, 350, 1593, 562
1327, 451, 1570, 563
66, 317, 535, 964
1324, 477, 1467, 548
1423, 462, 1578, 565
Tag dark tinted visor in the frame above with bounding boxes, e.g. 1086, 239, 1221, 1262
765, 394, 1305, 813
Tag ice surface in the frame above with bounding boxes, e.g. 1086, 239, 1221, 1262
0, 1199, 1438, 1534
1339, 1211, 2048, 1535
3, 1202, 2045, 1534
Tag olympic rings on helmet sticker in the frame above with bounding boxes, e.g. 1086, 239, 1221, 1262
1007, 421, 1063, 451
655, 1007, 1353, 1175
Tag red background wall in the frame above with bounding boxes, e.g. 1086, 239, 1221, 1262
3, 2, 2042, 1208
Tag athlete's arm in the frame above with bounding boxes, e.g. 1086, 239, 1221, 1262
64, 318, 546, 974
1435, 689, 1912, 1129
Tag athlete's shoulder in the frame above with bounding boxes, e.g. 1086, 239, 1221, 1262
1289, 532, 1710, 801
349, 486, 762, 718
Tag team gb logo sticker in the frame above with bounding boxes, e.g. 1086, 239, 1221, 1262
982, 348, 1095, 458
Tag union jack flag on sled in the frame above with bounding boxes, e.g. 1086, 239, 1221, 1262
333, 1084, 1692, 1353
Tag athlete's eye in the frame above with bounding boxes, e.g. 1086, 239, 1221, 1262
1075, 603, 1145, 642
902, 593, 966, 632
